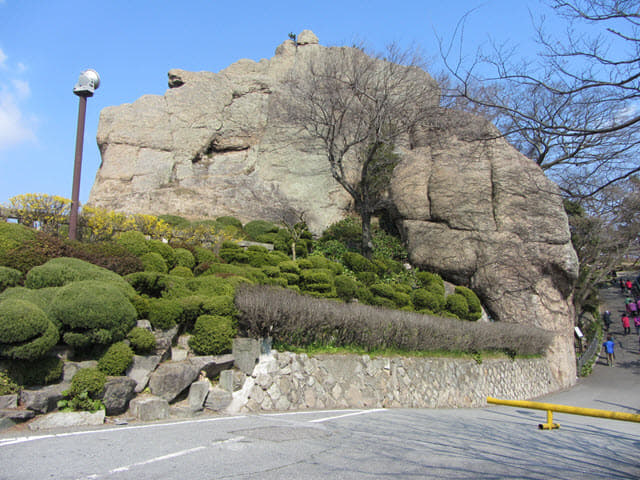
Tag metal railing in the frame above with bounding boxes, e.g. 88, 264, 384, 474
577, 329, 602, 373
487, 396, 640, 429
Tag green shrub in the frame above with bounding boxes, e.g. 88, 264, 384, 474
193, 246, 218, 265
178, 295, 206, 328
60, 367, 106, 412
148, 240, 176, 269
300, 269, 332, 286
174, 248, 196, 269
127, 327, 156, 354
0, 370, 20, 395
342, 252, 376, 273
369, 283, 396, 300
411, 288, 444, 312
355, 285, 374, 304
141, 252, 168, 273
219, 247, 249, 264
320, 217, 361, 251
187, 275, 235, 297
0, 230, 67, 273
0, 222, 36, 259
281, 272, 300, 285
269, 251, 290, 264
147, 298, 183, 330
158, 214, 191, 228
169, 266, 193, 278
454, 286, 483, 321
215, 216, 243, 230
279, 261, 300, 274
256, 232, 279, 244
25, 262, 79, 289
296, 259, 313, 270
246, 249, 277, 268
98, 341, 134, 375
0, 299, 59, 360
371, 296, 396, 308
445, 293, 469, 319
335, 275, 357, 301
265, 277, 288, 288
65, 241, 143, 276
5, 356, 63, 386
188, 315, 236, 355
202, 295, 237, 317
416, 271, 445, 297
50, 281, 137, 348
202, 263, 265, 283
393, 291, 412, 308
126, 271, 163, 297
372, 230, 408, 262
0, 266, 23, 292
244, 220, 279, 240
355, 271, 378, 286
116, 231, 149, 257
261, 266, 280, 277
314, 239, 348, 262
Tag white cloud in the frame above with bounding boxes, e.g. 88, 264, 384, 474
0, 82, 35, 150
11, 79, 29, 99
0, 48, 7, 68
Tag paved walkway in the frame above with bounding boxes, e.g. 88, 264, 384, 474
541, 274, 640, 414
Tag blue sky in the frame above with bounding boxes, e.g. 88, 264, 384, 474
0, 0, 548, 206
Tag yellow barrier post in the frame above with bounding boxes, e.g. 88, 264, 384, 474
487, 397, 640, 430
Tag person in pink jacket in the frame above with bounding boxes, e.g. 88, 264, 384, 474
622, 314, 631, 335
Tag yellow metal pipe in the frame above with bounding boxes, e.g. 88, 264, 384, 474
487, 397, 640, 424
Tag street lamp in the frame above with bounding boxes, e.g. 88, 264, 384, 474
69, 68, 100, 241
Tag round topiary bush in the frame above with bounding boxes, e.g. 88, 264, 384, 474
98, 341, 134, 376
0, 266, 23, 293
141, 252, 168, 273
278, 261, 301, 274
411, 288, 445, 313
416, 271, 445, 298
127, 327, 156, 354
244, 220, 279, 240
369, 283, 396, 300
445, 293, 470, 319
169, 266, 194, 278
50, 281, 137, 349
174, 248, 196, 269
342, 252, 377, 273
25, 262, 79, 289
188, 315, 236, 355
202, 295, 237, 318
116, 231, 150, 257
148, 240, 176, 269
335, 275, 358, 301
355, 271, 378, 286
5, 356, 63, 386
0, 299, 59, 361
147, 298, 183, 330
70, 367, 106, 396
454, 286, 483, 321
215, 216, 243, 230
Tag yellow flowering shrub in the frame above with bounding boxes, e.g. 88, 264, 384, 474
6, 194, 71, 233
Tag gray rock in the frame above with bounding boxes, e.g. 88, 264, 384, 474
297, 29, 319, 45
148, 361, 198, 402
204, 387, 232, 411
101, 377, 137, 416
233, 338, 260, 375
63, 360, 99, 382
0, 394, 18, 409
137, 319, 153, 331
126, 355, 161, 393
154, 325, 179, 361
187, 380, 210, 411
28, 410, 105, 430
129, 395, 169, 422
219, 370, 234, 392
0, 408, 35, 422
171, 347, 188, 362
21, 384, 68, 414
190, 354, 234, 378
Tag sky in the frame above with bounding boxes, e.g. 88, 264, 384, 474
0, 0, 552, 207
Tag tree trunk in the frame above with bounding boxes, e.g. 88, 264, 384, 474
361, 209, 374, 259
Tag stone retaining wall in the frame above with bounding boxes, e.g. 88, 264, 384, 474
227, 351, 557, 413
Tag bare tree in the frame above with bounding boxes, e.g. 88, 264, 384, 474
439, 0, 640, 201
278, 44, 439, 257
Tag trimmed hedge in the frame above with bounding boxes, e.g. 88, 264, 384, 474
141, 252, 168, 273
445, 293, 469, 320
127, 327, 156, 354
50, 281, 137, 349
98, 341, 134, 375
244, 220, 279, 240
0, 299, 59, 360
454, 286, 483, 321
116, 231, 150, 257
0, 266, 23, 292
174, 248, 196, 269
411, 288, 444, 313
5, 356, 63, 386
188, 315, 235, 355
147, 298, 183, 330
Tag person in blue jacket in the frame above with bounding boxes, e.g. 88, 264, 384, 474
602, 335, 615, 367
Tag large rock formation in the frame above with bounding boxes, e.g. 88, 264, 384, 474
90, 31, 578, 388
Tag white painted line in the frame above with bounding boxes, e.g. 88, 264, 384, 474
261, 409, 366, 418
0, 415, 247, 447
308, 408, 386, 423
115, 445, 206, 471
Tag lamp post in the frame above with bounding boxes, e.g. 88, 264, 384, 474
69, 69, 100, 241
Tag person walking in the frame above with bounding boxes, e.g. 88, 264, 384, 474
635, 315, 640, 335
602, 310, 612, 332
622, 314, 631, 335
602, 335, 616, 367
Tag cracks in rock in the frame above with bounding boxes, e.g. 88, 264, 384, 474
192, 135, 250, 163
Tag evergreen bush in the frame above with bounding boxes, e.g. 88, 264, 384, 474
342, 252, 376, 273
335, 275, 358, 301
59, 367, 106, 412
454, 286, 483, 321
411, 288, 444, 312
148, 240, 176, 269
193, 246, 218, 265
174, 248, 196, 269
25, 262, 79, 289
116, 231, 150, 257
279, 261, 301, 274
127, 327, 156, 354
355, 271, 378, 286
0, 231, 67, 273
202, 295, 237, 317
215, 216, 243, 230
0, 222, 36, 259
147, 298, 183, 330
244, 220, 279, 240
140, 252, 168, 273
170, 266, 193, 278
0, 266, 23, 292
98, 341, 134, 375
188, 315, 236, 355
445, 293, 469, 320
0, 370, 20, 395
65, 241, 143, 276
0, 299, 59, 361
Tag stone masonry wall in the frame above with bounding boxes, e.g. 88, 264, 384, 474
226, 351, 556, 413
